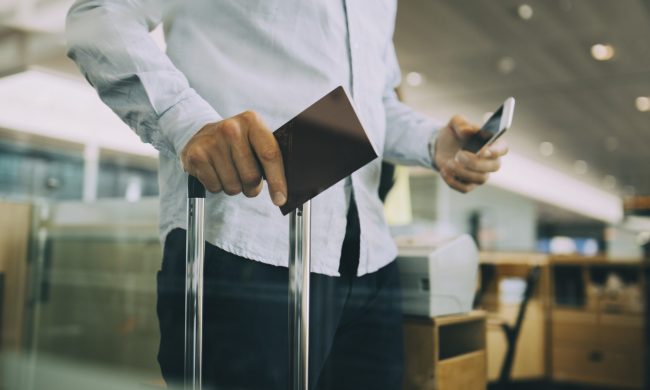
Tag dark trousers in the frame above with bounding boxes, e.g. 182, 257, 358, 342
156, 203, 404, 390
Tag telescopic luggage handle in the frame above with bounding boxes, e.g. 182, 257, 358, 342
185, 175, 205, 390
289, 200, 311, 390
184, 175, 311, 390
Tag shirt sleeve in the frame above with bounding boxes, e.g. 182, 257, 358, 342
65, 0, 222, 157
382, 41, 444, 169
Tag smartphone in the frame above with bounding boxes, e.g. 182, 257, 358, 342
462, 97, 515, 154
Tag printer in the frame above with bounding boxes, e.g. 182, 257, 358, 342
397, 234, 479, 317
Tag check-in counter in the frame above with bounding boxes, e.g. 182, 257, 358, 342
478, 252, 551, 382
479, 252, 647, 389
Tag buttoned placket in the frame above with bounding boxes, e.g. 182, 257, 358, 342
341, 0, 370, 276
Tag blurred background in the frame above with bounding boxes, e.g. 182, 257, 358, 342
0, 0, 649, 389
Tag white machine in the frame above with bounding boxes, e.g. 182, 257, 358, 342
397, 234, 479, 317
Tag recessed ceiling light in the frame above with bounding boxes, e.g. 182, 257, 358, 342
539, 141, 554, 157
591, 43, 615, 61
517, 4, 534, 20
574, 160, 588, 174
497, 56, 516, 74
405, 72, 423, 87
635, 96, 650, 112
603, 175, 617, 190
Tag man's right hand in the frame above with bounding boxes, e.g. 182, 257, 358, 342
180, 110, 287, 207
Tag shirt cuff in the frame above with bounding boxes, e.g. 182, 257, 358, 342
158, 89, 222, 156
405, 117, 442, 169
428, 132, 440, 171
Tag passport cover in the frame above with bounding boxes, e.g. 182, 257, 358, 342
273, 86, 378, 215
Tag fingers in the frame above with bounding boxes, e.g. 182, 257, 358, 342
441, 143, 508, 193
439, 165, 478, 194
182, 149, 223, 193
446, 159, 490, 185
180, 111, 287, 207
230, 141, 264, 197
244, 112, 287, 206
456, 150, 501, 173
449, 115, 480, 141
209, 145, 242, 196
483, 139, 509, 158
438, 114, 509, 193
223, 117, 264, 197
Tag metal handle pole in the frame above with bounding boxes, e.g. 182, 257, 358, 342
289, 200, 311, 390
186, 176, 205, 390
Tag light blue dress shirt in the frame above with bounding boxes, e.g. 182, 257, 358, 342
66, 0, 442, 276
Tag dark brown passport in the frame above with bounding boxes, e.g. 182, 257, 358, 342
273, 86, 378, 215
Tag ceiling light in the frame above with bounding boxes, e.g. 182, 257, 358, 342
489, 152, 623, 223
517, 4, 534, 20
406, 72, 423, 87
573, 160, 588, 174
635, 96, 650, 112
497, 56, 516, 74
603, 175, 617, 190
539, 141, 554, 157
591, 43, 615, 61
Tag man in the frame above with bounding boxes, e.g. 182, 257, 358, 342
66, 1, 507, 389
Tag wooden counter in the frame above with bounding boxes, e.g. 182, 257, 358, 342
403, 311, 487, 390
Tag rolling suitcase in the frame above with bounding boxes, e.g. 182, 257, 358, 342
185, 175, 311, 390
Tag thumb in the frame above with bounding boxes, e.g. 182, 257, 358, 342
449, 115, 480, 141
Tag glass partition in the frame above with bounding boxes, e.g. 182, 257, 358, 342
2, 198, 164, 390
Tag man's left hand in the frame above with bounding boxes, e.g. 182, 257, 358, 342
433, 115, 509, 193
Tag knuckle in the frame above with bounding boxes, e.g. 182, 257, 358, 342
464, 157, 478, 170
259, 146, 281, 162
223, 185, 242, 196
240, 171, 262, 187
183, 149, 205, 167
206, 183, 222, 193
241, 110, 259, 123
243, 186, 262, 198
218, 120, 241, 140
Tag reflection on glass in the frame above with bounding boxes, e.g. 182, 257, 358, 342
2, 199, 164, 390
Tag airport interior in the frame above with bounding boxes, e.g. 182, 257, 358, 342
1, 1, 650, 389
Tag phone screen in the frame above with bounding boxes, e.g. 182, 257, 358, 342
462, 106, 504, 153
